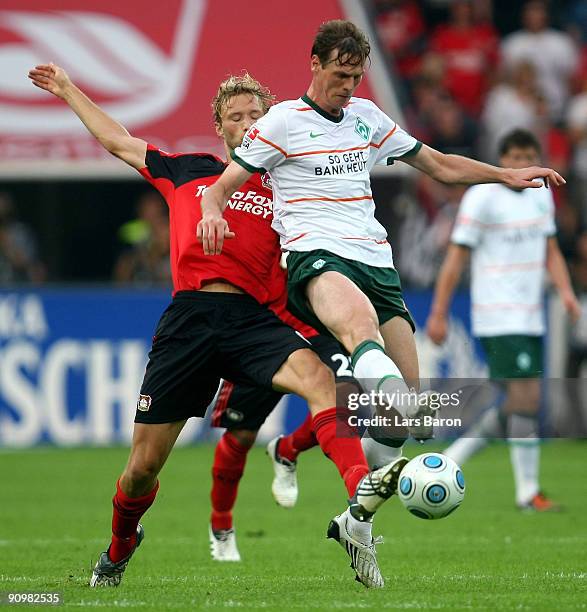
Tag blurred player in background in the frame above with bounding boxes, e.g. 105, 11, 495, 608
426, 129, 581, 511
0, 192, 46, 283
113, 192, 171, 285
29, 63, 406, 590
199, 18, 566, 569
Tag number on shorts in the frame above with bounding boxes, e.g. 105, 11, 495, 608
331, 353, 353, 378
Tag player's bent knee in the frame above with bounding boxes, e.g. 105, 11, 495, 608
125, 454, 164, 487
272, 349, 335, 404
313, 361, 335, 389
505, 379, 541, 413
228, 428, 257, 449
304, 362, 335, 403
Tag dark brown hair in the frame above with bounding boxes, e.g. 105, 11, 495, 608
311, 20, 371, 67
499, 129, 541, 156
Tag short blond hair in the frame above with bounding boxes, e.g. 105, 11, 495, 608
212, 72, 275, 125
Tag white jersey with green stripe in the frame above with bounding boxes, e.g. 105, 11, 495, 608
232, 95, 421, 267
451, 183, 556, 336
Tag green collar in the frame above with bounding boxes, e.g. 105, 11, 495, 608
301, 94, 344, 123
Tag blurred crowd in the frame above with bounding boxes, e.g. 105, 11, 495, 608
0, 189, 170, 287
0, 192, 46, 284
376, 0, 587, 378
374, 0, 587, 300
113, 192, 171, 286
2, 0, 587, 308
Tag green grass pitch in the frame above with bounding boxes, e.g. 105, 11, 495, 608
1, 441, 586, 610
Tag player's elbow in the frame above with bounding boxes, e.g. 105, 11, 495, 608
97, 135, 121, 156
546, 237, 559, 257
422, 152, 457, 184
545, 241, 560, 270
545, 251, 557, 275
432, 170, 453, 185
96, 133, 129, 159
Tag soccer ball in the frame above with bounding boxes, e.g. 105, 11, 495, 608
397, 453, 465, 520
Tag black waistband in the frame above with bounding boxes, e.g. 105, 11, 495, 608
173, 290, 258, 304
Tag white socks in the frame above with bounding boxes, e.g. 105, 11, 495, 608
345, 507, 373, 543
361, 436, 402, 470
351, 341, 411, 417
509, 441, 540, 505
444, 436, 488, 466
444, 407, 540, 505
508, 414, 540, 506
444, 406, 502, 465
351, 342, 409, 468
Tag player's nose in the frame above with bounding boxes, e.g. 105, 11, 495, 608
342, 77, 354, 92
242, 118, 255, 132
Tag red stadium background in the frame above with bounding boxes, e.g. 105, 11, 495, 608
0, 0, 396, 176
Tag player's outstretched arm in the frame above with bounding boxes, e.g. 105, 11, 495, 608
546, 237, 581, 323
28, 63, 147, 170
426, 244, 470, 345
404, 144, 566, 190
198, 161, 252, 255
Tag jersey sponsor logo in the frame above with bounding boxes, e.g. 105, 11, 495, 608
499, 226, 546, 244
195, 183, 273, 219
226, 189, 273, 218
314, 151, 368, 175
312, 259, 326, 270
354, 117, 372, 141
309, 131, 325, 138
137, 394, 152, 412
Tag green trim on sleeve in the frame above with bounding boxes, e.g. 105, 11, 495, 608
399, 141, 423, 158
450, 239, 474, 250
386, 141, 422, 165
231, 150, 266, 174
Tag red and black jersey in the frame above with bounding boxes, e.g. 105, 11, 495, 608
139, 144, 316, 337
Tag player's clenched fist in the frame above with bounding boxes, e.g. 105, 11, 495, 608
562, 290, 582, 323
197, 214, 235, 255
426, 312, 448, 346
28, 63, 72, 99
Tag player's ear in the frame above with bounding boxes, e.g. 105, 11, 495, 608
214, 122, 223, 138
310, 55, 321, 74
